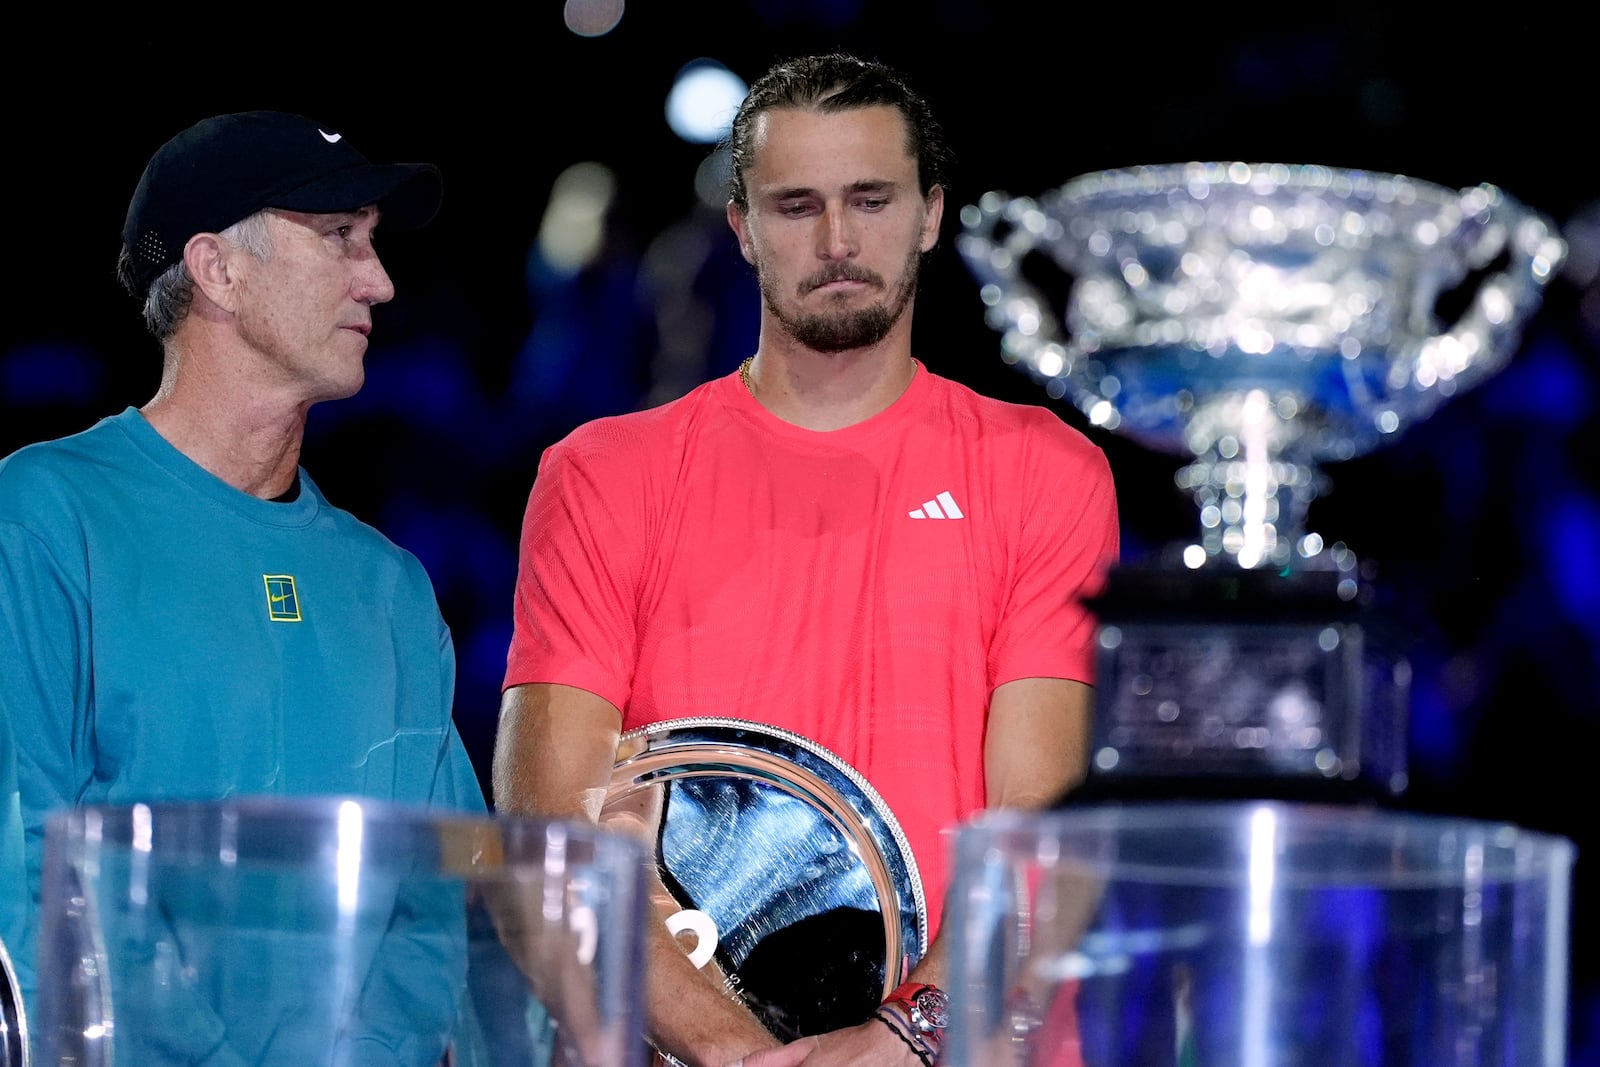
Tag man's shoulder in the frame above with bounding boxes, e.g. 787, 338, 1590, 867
545, 381, 716, 466
298, 481, 443, 603
0, 411, 135, 497
303, 476, 424, 554
925, 370, 1107, 459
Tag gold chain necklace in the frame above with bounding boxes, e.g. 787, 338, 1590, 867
739, 355, 921, 397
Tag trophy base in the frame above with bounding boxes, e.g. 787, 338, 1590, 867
1078, 564, 1410, 803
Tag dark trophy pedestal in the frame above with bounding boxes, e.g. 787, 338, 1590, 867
1077, 562, 1411, 802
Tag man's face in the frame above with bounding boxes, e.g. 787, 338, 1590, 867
228, 206, 395, 403
728, 105, 943, 353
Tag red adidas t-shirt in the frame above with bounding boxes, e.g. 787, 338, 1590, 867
505, 365, 1119, 934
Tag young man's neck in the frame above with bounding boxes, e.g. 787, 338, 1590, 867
742, 338, 918, 431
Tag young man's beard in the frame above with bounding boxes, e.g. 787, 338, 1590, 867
760, 245, 922, 354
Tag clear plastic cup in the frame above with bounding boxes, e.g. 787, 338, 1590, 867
945, 801, 1575, 1067
1, 930, 24, 1067
33, 797, 649, 1066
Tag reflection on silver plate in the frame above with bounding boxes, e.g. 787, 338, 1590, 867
602, 717, 927, 1044
1, 935, 27, 1067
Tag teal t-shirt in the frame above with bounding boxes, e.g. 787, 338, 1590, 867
0, 408, 487, 1061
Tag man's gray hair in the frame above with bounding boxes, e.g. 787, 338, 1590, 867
133, 211, 274, 342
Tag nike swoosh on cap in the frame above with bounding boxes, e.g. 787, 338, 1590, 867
319, 130, 343, 143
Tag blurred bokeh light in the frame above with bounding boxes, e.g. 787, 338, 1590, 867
666, 59, 748, 144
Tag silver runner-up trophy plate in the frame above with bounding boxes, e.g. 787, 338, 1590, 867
600, 717, 927, 1058
959, 162, 1566, 798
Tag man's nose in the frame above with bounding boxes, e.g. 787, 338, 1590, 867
816, 203, 858, 259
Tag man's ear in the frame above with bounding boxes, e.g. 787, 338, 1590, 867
726, 200, 755, 264
919, 185, 945, 254
182, 232, 241, 312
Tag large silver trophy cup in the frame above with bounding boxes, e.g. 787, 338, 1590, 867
959, 162, 1565, 796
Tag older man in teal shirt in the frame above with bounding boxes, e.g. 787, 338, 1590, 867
0, 111, 486, 1063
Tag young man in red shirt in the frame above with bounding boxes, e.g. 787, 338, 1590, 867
495, 52, 1118, 1067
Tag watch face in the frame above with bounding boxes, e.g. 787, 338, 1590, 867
916, 987, 951, 1029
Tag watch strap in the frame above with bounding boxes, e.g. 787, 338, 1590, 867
884, 982, 949, 1029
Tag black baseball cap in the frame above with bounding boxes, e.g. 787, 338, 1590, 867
119, 110, 443, 297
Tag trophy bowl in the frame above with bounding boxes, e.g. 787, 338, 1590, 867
958, 162, 1566, 570
958, 163, 1565, 795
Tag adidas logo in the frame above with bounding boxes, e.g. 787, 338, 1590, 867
909, 491, 964, 520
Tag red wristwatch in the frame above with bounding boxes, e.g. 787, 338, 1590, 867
882, 981, 950, 1040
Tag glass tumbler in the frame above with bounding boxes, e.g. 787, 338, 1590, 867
33, 796, 649, 1066
944, 801, 1575, 1067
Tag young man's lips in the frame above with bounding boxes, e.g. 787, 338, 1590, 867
809, 277, 873, 294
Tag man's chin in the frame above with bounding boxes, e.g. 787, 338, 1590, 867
313, 372, 365, 406
789, 312, 895, 353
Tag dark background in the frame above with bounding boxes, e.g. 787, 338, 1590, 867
4, 12, 1596, 1062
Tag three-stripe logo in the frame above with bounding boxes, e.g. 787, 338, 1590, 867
909, 491, 964, 519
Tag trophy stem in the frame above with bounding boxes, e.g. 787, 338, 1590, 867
1174, 389, 1327, 569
